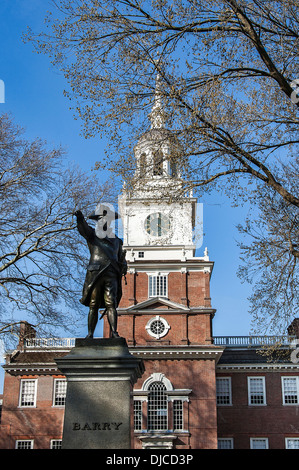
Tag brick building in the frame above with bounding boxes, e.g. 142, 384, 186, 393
0, 75, 299, 449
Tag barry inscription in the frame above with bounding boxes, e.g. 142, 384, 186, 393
72, 422, 123, 431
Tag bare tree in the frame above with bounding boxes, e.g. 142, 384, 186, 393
26, 0, 299, 333
237, 157, 298, 335
0, 113, 112, 344
27, 0, 299, 203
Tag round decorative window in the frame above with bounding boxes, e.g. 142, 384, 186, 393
146, 316, 170, 339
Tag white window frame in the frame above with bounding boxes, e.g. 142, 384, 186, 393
173, 399, 184, 431
218, 438, 234, 449
281, 377, 299, 405
250, 438, 269, 449
285, 438, 299, 449
134, 373, 191, 434
148, 273, 168, 298
248, 377, 267, 406
52, 378, 67, 407
19, 378, 37, 408
50, 439, 62, 449
216, 377, 232, 406
145, 315, 170, 339
15, 439, 34, 449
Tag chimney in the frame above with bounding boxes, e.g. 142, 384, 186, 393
17, 321, 36, 350
287, 318, 299, 339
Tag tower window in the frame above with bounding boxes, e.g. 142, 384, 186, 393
148, 274, 168, 297
153, 150, 163, 175
146, 315, 170, 339
139, 153, 147, 176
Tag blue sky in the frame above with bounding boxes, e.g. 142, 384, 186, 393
0, 0, 254, 390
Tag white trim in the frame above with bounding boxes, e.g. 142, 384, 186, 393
141, 373, 174, 391
123, 296, 189, 311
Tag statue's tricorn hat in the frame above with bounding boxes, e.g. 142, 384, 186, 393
88, 204, 120, 220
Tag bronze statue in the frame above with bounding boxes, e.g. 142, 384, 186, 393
74, 206, 127, 339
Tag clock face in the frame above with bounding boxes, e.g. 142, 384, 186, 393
145, 212, 170, 237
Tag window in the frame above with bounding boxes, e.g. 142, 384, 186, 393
15, 440, 34, 449
248, 377, 266, 405
53, 378, 67, 407
133, 373, 190, 436
139, 153, 147, 176
148, 382, 168, 431
138, 251, 144, 258
134, 400, 143, 431
282, 377, 299, 405
149, 274, 168, 297
19, 379, 37, 407
173, 400, 184, 431
250, 438, 269, 449
218, 438, 234, 449
146, 315, 170, 339
153, 150, 163, 175
51, 440, 62, 449
216, 378, 232, 405
285, 438, 299, 449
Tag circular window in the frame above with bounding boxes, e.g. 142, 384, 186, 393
150, 319, 166, 336
146, 316, 170, 339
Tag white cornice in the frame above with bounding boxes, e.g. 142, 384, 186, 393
129, 345, 224, 362
217, 363, 299, 371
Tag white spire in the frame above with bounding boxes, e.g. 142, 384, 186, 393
148, 72, 167, 129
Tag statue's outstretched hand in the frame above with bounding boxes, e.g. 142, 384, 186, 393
74, 210, 84, 219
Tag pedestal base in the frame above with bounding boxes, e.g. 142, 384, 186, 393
56, 337, 144, 449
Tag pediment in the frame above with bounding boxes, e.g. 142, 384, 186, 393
125, 297, 189, 312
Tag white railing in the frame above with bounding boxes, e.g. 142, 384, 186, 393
24, 337, 75, 349
213, 335, 295, 347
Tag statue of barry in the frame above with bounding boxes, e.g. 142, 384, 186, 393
74, 204, 127, 339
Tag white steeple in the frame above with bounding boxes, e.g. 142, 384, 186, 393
148, 73, 167, 130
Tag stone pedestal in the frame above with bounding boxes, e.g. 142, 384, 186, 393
56, 337, 144, 449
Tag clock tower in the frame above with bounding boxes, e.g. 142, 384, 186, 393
104, 74, 223, 449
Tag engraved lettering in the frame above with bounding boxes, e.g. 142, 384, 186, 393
92, 422, 101, 430
111, 422, 122, 430
82, 423, 92, 431
72, 421, 122, 431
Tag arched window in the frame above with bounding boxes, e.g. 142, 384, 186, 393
139, 153, 147, 176
133, 373, 191, 437
153, 150, 163, 175
147, 382, 168, 431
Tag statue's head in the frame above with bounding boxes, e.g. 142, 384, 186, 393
88, 203, 119, 239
